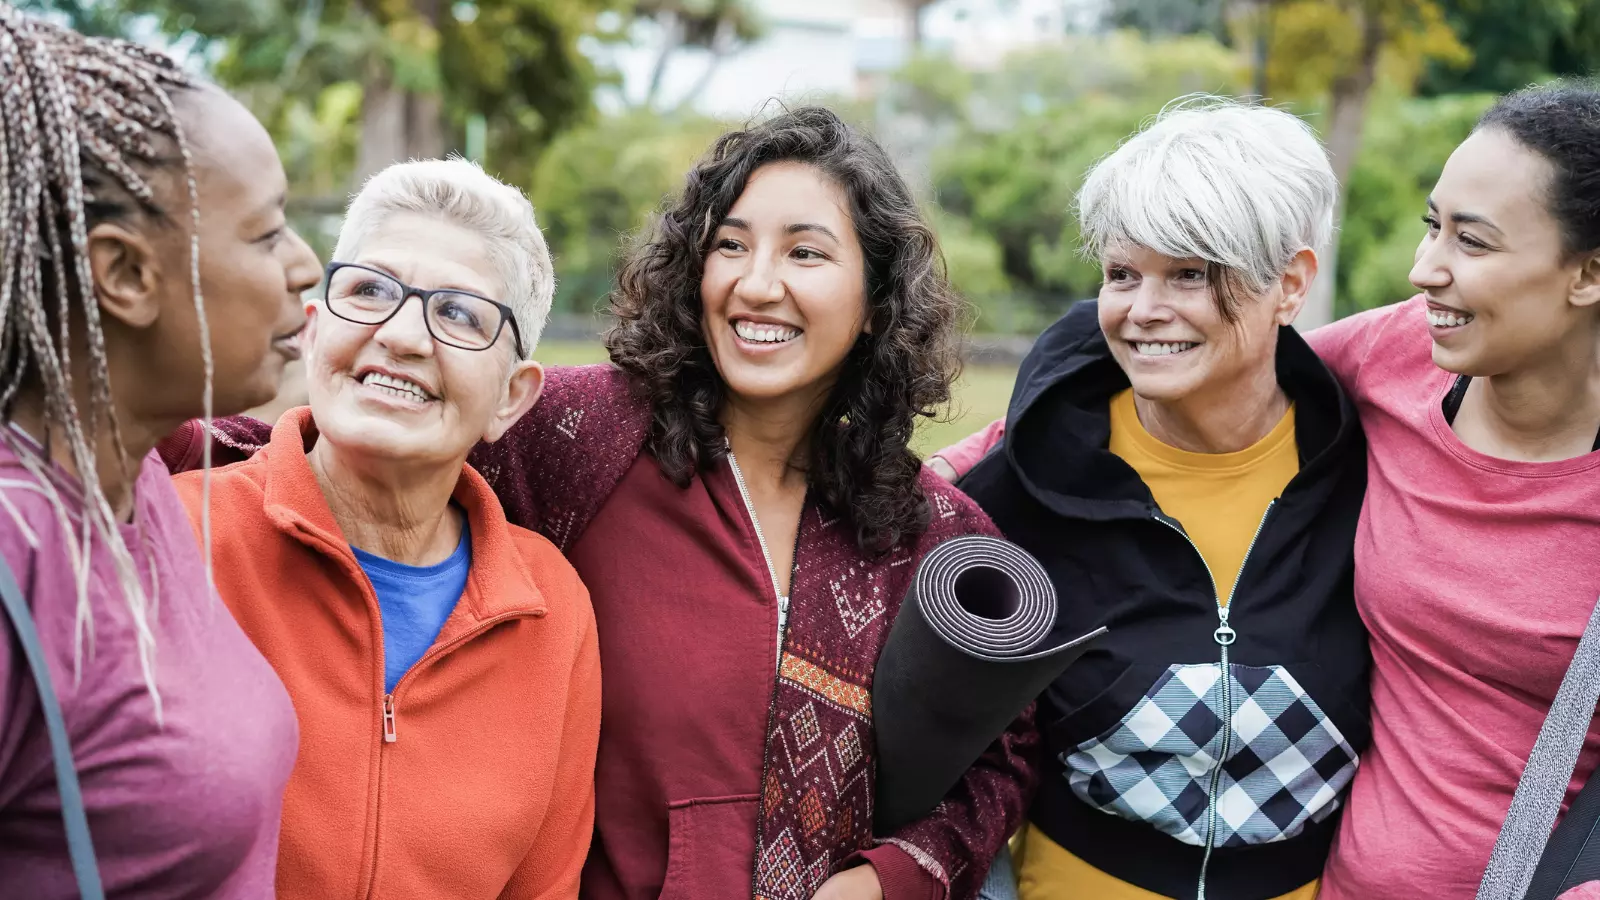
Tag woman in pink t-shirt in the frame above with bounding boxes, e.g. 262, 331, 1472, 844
1304, 81, 1600, 899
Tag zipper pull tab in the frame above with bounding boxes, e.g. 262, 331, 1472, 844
383, 695, 397, 743
1213, 607, 1236, 646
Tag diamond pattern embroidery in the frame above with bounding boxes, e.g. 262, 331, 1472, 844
1063, 663, 1358, 848
834, 723, 863, 772
792, 703, 822, 750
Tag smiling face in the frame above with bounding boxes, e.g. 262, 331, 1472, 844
699, 161, 870, 412
304, 211, 542, 467
1097, 244, 1306, 404
1412, 127, 1597, 376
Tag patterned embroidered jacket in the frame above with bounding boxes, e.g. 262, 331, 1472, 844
161, 364, 1037, 900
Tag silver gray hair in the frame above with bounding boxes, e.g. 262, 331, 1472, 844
1077, 95, 1338, 305
334, 156, 554, 357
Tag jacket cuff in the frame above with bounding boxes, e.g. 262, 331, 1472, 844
857, 844, 944, 900
156, 420, 203, 474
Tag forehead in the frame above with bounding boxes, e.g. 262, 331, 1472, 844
727, 162, 853, 232
1103, 243, 1205, 269
1434, 128, 1559, 234
179, 88, 285, 218
352, 212, 501, 297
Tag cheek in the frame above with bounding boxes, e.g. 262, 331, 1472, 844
800, 274, 867, 348
1096, 286, 1139, 331
699, 259, 736, 315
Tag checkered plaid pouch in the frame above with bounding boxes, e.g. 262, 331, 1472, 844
1063, 663, 1358, 848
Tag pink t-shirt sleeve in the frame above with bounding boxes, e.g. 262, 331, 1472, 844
1558, 884, 1600, 899
1303, 299, 1416, 395
929, 418, 1007, 479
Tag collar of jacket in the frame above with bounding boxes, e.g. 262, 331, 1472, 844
1000, 299, 1360, 523
258, 407, 548, 624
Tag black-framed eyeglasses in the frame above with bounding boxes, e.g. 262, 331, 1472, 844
320, 262, 525, 357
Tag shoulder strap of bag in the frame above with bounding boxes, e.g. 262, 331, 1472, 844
1479, 594, 1600, 900
0, 555, 105, 900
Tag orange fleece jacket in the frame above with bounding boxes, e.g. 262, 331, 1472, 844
172, 408, 601, 900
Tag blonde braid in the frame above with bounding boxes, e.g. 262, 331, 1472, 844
0, 4, 206, 719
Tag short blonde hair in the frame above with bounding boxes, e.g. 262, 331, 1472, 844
334, 156, 554, 356
1077, 95, 1337, 310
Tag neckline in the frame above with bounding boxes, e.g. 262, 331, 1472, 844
1112, 388, 1297, 474
1427, 370, 1600, 477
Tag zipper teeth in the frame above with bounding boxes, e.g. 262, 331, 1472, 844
1155, 499, 1276, 900
364, 609, 530, 900
727, 451, 789, 660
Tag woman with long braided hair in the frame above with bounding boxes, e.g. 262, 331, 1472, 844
0, 6, 322, 897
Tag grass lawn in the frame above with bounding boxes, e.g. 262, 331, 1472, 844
534, 340, 1015, 458
253, 339, 1015, 457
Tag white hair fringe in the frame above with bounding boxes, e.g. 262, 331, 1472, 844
1076, 94, 1339, 294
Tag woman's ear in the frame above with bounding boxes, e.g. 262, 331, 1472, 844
484, 360, 544, 443
87, 221, 165, 329
1570, 251, 1600, 310
1275, 248, 1319, 326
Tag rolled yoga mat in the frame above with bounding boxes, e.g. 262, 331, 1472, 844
873, 535, 1107, 836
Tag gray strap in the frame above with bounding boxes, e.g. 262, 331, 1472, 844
0, 556, 104, 900
1478, 595, 1600, 900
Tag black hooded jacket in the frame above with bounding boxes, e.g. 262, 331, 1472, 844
960, 301, 1371, 899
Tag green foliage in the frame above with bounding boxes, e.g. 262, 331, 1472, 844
1336, 87, 1495, 314
1419, 0, 1600, 95
529, 109, 728, 313
924, 32, 1246, 320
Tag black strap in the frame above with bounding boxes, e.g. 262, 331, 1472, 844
1443, 375, 1600, 452
1527, 763, 1600, 900
0, 555, 105, 899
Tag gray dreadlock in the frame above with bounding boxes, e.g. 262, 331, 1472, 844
0, 3, 216, 720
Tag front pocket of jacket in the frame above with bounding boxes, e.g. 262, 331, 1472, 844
659, 794, 762, 900
1060, 663, 1358, 848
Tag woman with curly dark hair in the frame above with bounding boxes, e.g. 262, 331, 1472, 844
165, 106, 1034, 900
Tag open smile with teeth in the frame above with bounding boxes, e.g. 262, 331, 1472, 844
1134, 341, 1199, 357
1427, 309, 1475, 328
734, 320, 802, 344
361, 371, 433, 402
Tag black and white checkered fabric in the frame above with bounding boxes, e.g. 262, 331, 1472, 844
1063, 664, 1358, 847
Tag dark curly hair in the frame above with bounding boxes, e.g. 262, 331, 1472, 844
604, 106, 965, 553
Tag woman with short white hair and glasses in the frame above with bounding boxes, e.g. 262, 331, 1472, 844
159, 157, 602, 900
934, 97, 1369, 900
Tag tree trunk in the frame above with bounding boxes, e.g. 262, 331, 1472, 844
675, 17, 738, 112
408, 92, 446, 160
645, 11, 683, 109
906, 0, 925, 48
356, 68, 407, 185
1252, 0, 1273, 98
1300, 5, 1382, 330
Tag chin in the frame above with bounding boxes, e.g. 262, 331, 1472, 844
1428, 342, 1478, 376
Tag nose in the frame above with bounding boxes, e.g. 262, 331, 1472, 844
285, 227, 322, 297
1126, 281, 1173, 327
732, 251, 785, 307
372, 293, 435, 357
1409, 234, 1450, 291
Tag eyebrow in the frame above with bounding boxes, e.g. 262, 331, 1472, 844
785, 222, 840, 242
1427, 196, 1504, 234
717, 216, 840, 243
254, 191, 287, 220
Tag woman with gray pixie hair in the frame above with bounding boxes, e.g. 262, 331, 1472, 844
159, 157, 602, 900
936, 97, 1370, 900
